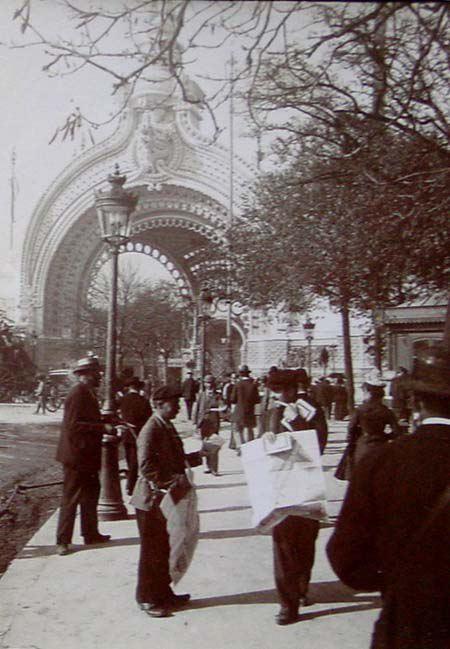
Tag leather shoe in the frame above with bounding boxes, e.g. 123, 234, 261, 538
138, 603, 170, 618
56, 544, 70, 556
84, 534, 111, 545
275, 607, 298, 626
166, 593, 191, 608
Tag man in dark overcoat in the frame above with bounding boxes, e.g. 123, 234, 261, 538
130, 385, 202, 618
327, 342, 450, 649
118, 377, 152, 495
55, 356, 113, 555
263, 368, 328, 625
231, 364, 260, 448
181, 370, 198, 420
316, 378, 334, 419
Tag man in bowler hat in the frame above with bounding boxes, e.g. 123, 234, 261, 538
55, 356, 113, 555
327, 342, 450, 648
130, 385, 202, 618
231, 364, 260, 448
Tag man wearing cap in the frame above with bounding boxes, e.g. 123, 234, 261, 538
264, 368, 328, 625
55, 356, 113, 556
327, 343, 450, 648
130, 385, 203, 618
118, 377, 153, 495
231, 364, 260, 449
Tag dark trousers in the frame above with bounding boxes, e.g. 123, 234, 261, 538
124, 442, 138, 495
272, 515, 319, 613
35, 395, 47, 413
237, 424, 254, 445
185, 399, 195, 420
56, 466, 100, 544
135, 506, 172, 606
201, 441, 220, 473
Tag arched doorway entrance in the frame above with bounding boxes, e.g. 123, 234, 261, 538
203, 319, 244, 378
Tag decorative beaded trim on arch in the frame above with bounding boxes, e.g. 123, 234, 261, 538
131, 214, 228, 246
130, 214, 230, 285
86, 241, 192, 305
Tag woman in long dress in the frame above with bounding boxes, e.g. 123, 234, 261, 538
336, 371, 401, 480
350, 371, 401, 465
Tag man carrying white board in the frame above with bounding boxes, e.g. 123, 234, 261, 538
262, 368, 328, 626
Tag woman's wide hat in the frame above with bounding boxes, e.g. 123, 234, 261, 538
408, 342, 450, 396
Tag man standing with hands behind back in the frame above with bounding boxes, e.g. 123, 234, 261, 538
231, 364, 260, 449
55, 356, 113, 556
181, 370, 198, 421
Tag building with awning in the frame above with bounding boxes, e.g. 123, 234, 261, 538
383, 294, 447, 370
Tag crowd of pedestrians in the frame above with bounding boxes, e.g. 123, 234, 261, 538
51, 346, 449, 646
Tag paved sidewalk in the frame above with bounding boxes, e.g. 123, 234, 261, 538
0, 422, 380, 649
0, 403, 62, 426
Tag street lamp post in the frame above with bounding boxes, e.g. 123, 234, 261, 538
225, 298, 234, 373
198, 284, 213, 388
303, 317, 316, 378
95, 164, 138, 521
329, 344, 338, 373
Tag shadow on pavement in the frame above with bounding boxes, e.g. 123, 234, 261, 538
196, 482, 248, 490
198, 504, 252, 514
188, 587, 278, 609
198, 528, 260, 540
218, 470, 245, 476
186, 580, 380, 616
18, 536, 141, 560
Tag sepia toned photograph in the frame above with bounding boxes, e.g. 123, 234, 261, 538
0, 2, 448, 648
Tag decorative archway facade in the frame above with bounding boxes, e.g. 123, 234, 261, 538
20, 72, 254, 371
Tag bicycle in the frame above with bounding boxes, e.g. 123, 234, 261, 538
45, 395, 63, 412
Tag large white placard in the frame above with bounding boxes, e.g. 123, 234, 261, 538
241, 430, 328, 533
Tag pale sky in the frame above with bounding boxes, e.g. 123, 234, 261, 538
0, 0, 364, 337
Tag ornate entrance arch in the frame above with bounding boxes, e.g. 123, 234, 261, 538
20, 76, 253, 369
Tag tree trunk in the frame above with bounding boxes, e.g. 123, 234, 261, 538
162, 355, 169, 384
139, 355, 145, 379
340, 302, 355, 411
443, 292, 450, 352
373, 321, 383, 371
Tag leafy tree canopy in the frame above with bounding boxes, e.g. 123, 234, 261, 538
232, 125, 449, 315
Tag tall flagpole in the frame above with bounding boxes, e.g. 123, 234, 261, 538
226, 54, 235, 371
10, 149, 16, 251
